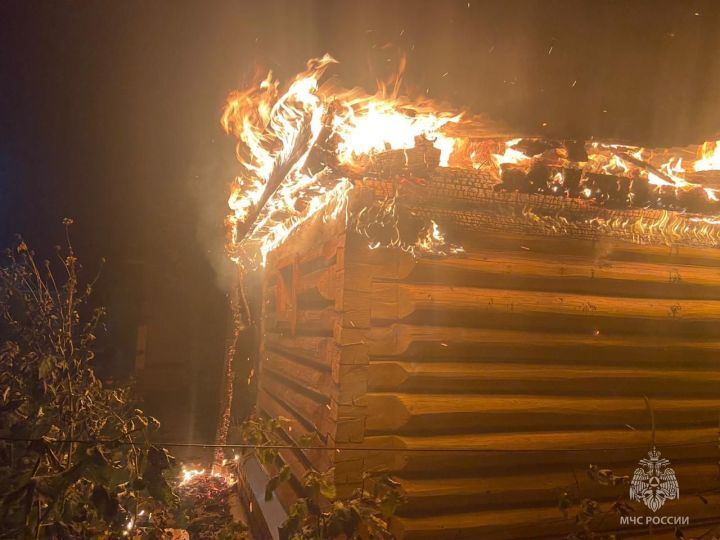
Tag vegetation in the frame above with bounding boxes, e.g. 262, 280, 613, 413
0, 224, 402, 539
0, 223, 177, 539
236, 415, 405, 540
281, 471, 404, 540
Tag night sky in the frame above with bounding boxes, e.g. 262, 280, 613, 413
1, 0, 719, 437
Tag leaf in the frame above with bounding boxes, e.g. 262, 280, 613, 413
146, 471, 177, 505
38, 356, 54, 379
264, 466, 291, 501
146, 445, 174, 471
378, 488, 403, 518
319, 479, 336, 500
90, 485, 119, 522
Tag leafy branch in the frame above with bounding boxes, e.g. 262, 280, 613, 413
0, 222, 177, 539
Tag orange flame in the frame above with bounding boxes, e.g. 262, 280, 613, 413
694, 140, 720, 172
491, 138, 530, 174
221, 55, 465, 264
332, 97, 460, 167
221, 56, 720, 267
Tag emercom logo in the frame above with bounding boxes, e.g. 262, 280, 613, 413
629, 446, 679, 512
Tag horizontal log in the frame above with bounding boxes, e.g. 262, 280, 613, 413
371, 282, 720, 322
348, 221, 720, 269
260, 372, 332, 435
367, 360, 720, 396
393, 492, 720, 540
257, 388, 332, 472
265, 333, 335, 369
368, 324, 720, 365
406, 250, 720, 300
298, 308, 336, 330
363, 394, 720, 434
402, 180, 720, 249
263, 351, 333, 395
398, 461, 720, 515
281, 306, 337, 335
441, 226, 720, 267
357, 427, 718, 475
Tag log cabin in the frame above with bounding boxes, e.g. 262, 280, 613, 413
232, 134, 720, 539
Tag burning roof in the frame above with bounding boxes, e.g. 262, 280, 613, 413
221, 55, 720, 266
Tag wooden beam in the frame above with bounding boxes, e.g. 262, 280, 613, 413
392, 493, 720, 540
406, 250, 720, 300
367, 360, 720, 396
371, 282, 720, 322
398, 461, 719, 515
358, 427, 717, 475
368, 324, 720, 363
363, 393, 720, 434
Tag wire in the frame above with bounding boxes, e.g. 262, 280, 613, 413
1, 437, 716, 454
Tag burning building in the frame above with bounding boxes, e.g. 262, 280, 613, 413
221, 55, 720, 538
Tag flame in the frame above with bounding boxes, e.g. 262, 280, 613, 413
223, 55, 334, 235
180, 466, 234, 486
180, 468, 206, 485
333, 99, 459, 167
694, 140, 720, 171
491, 138, 531, 174
416, 220, 445, 252
413, 219, 463, 256
602, 154, 629, 175
221, 55, 720, 268
222, 55, 467, 264
257, 179, 351, 265
645, 156, 683, 188
661, 157, 686, 181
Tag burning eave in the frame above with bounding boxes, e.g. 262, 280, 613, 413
221, 56, 720, 267
229, 135, 720, 269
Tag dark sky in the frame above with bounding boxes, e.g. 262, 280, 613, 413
2, 0, 719, 252
1, 0, 719, 397
3, 0, 720, 253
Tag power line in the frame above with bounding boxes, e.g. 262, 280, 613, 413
1, 437, 716, 454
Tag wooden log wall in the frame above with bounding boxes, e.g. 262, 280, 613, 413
256, 186, 720, 539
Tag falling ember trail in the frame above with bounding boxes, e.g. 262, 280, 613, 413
212, 267, 248, 469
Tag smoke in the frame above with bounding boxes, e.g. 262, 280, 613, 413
185, 138, 239, 293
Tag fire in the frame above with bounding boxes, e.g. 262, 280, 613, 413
491, 138, 530, 173
180, 466, 234, 486
221, 54, 720, 268
222, 55, 334, 249
602, 154, 630, 175
414, 220, 463, 256
694, 140, 720, 171
646, 156, 687, 188
180, 468, 206, 485
221, 54, 468, 264
333, 99, 459, 167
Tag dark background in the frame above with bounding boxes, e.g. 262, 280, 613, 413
1, 0, 719, 443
